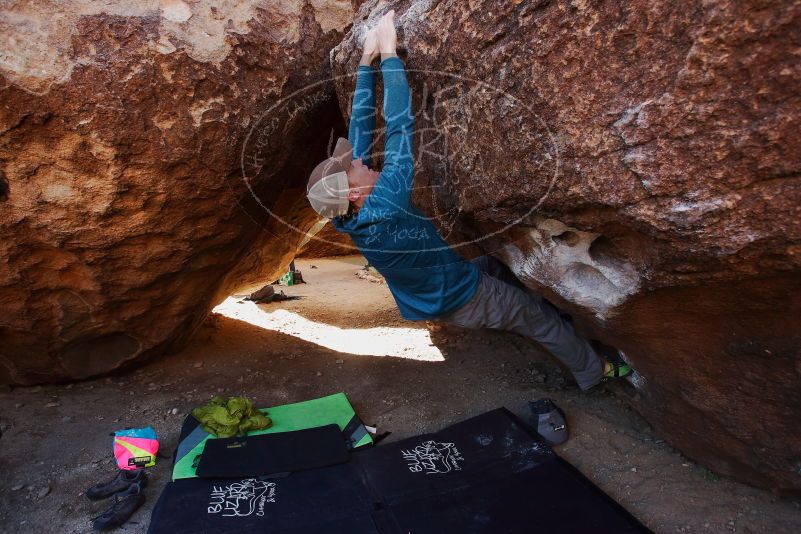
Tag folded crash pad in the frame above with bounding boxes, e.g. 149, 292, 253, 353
196, 424, 349, 478
173, 392, 373, 480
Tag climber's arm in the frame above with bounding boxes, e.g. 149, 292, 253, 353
347, 29, 379, 166
376, 11, 414, 205
380, 57, 414, 187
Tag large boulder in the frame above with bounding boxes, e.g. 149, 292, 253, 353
331, 1, 801, 492
0, 0, 351, 383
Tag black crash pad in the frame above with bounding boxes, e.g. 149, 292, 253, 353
196, 424, 349, 478
356, 408, 648, 533
149, 408, 649, 533
148, 462, 379, 534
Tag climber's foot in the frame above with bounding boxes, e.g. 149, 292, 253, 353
601, 355, 632, 383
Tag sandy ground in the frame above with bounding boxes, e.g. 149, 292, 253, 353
1, 255, 799, 533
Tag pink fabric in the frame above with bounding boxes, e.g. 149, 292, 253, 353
114, 436, 159, 470
116, 436, 159, 453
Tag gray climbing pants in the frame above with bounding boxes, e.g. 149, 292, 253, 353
440, 256, 604, 390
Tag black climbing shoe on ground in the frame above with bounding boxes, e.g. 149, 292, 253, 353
528, 398, 568, 446
86, 469, 147, 501
92, 482, 145, 531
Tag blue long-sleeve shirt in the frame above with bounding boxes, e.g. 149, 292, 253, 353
332, 57, 480, 320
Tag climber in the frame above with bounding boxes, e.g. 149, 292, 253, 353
306, 10, 632, 391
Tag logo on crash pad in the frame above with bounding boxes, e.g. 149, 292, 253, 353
401, 440, 464, 474
207, 479, 276, 517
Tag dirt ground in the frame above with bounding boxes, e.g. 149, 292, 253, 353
1, 255, 799, 533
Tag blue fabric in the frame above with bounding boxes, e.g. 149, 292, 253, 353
115, 426, 157, 439
332, 58, 479, 320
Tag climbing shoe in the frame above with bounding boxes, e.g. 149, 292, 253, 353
528, 398, 568, 446
92, 482, 145, 531
601, 358, 633, 383
590, 341, 634, 384
86, 469, 147, 501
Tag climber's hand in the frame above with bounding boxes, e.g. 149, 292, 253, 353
376, 10, 398, 60
360, 27, 379, 66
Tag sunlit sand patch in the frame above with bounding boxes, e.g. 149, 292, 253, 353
213, 297, 443, 361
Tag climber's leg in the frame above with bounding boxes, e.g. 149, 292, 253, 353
440, 273, 605, 390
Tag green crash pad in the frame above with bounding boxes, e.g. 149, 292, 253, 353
172, 392, 373, 480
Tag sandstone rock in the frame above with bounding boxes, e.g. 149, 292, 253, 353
0, 1, 350, 383
331, 0, 801, 492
